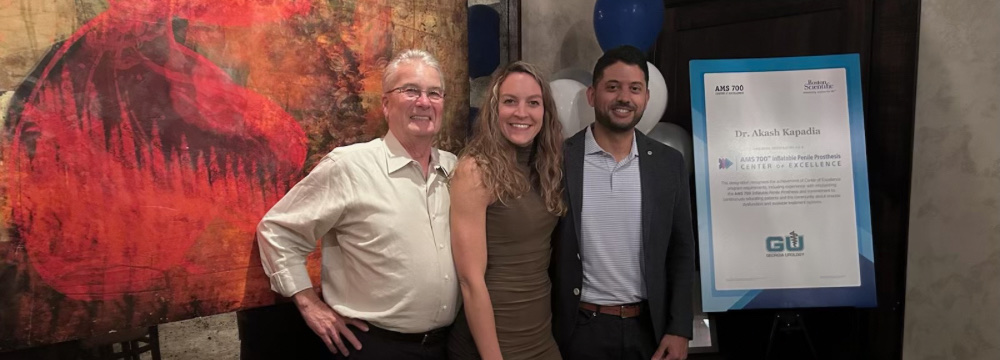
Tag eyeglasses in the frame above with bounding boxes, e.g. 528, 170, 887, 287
386, 86, 445, 102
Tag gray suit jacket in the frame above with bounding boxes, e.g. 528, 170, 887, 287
551, 128, 696, 348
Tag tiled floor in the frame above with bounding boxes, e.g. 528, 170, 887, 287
157, 312, 239, 360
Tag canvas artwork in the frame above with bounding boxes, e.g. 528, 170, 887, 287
0, 0, 468, 350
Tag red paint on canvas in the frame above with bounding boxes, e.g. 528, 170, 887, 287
3, 0, 310, 302
0, 0, 467, 350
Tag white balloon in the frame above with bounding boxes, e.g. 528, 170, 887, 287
552, 67, 593, 86
572, 88, 595, 135
637, 62, 669, 134
549, 79, 588, 139
647, 122, 693, 175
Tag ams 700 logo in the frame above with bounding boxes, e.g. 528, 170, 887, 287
714, 84, 745, 92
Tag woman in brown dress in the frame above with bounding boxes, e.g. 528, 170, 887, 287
448, 61, 565, 360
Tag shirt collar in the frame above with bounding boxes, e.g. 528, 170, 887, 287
383, 130, 441, 174
584, 125, 639, 159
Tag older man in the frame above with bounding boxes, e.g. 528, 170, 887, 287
256, 49, 458, 360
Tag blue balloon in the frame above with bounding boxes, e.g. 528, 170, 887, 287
468, 5, 501, 78
593, 0, 665, 52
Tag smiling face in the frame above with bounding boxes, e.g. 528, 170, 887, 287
496, 72, 545, 147
381, 61, 445, 142
587, 61, 649, 133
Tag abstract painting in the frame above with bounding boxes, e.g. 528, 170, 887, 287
0, 0, 468, 350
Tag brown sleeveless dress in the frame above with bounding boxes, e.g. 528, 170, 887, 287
448, 147, 561, 360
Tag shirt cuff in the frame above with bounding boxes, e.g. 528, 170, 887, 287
267, 265, 313, 297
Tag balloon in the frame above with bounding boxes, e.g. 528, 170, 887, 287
549, 79, 588, 139
468, 5, 500, 78
647, 122, 693, 175
593, 0, 665, 52
552, 67, 593, 86
572, 89, 596, 135
637, 61, 668, 134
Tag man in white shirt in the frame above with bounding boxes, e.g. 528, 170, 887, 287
255, 49, 459, 360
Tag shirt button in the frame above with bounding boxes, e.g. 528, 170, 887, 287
576, 253, 581, 260
438, 244, 445, 249
444, 275, 450, 280
442, 305, 448, 310
573, 288, 580, 296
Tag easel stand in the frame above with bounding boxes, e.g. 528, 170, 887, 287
765, 311, 818, 360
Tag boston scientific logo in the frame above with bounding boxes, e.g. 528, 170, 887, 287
718, 158, 733, 169
803, 80, 835, 94
765, 231, 805, 257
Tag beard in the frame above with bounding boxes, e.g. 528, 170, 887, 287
594, 107, 643, 133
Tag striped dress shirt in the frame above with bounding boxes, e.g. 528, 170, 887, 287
579, 126, 646, 305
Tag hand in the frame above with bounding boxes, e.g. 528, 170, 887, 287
652, 334, 688, 360
292, 289, 370, 355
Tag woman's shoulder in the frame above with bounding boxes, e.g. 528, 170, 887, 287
454, 155, 487, 179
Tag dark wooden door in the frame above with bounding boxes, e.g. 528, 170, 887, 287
651, 0, 920, 359
655, 0, 870, 135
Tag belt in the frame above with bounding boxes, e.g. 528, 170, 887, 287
364, 325, 449, 345
579, 301, 644, 318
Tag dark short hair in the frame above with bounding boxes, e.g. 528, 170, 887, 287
592, 45, 649, 85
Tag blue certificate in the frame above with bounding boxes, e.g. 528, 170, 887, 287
690, 54, 876, 311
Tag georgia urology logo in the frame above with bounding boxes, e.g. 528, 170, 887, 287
766, 231, 805, 257
719, 158, 733, 169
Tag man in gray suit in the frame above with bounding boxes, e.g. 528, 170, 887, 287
551, 45, 695, 360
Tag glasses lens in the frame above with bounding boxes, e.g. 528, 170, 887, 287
402, 88, 421, 98
396, 87, 444, 102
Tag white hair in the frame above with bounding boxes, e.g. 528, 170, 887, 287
382, 49, 445, 92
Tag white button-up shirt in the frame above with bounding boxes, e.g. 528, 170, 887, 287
256, 131, 459, 333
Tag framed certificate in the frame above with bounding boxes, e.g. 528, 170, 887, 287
689, 54, 876, 312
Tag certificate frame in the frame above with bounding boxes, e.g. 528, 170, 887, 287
689, 54, 877, 312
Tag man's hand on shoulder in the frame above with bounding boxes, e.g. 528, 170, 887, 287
292, 288, 370, 356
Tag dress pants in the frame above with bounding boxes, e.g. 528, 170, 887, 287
564, 307, 657, 360
238, 303, 448, 360
327, 324, 448, 360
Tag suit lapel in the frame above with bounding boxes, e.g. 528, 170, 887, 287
565, 131, 586, 243
637, 131, 655, 261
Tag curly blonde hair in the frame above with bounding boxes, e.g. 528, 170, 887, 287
460, 61, 565, 215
